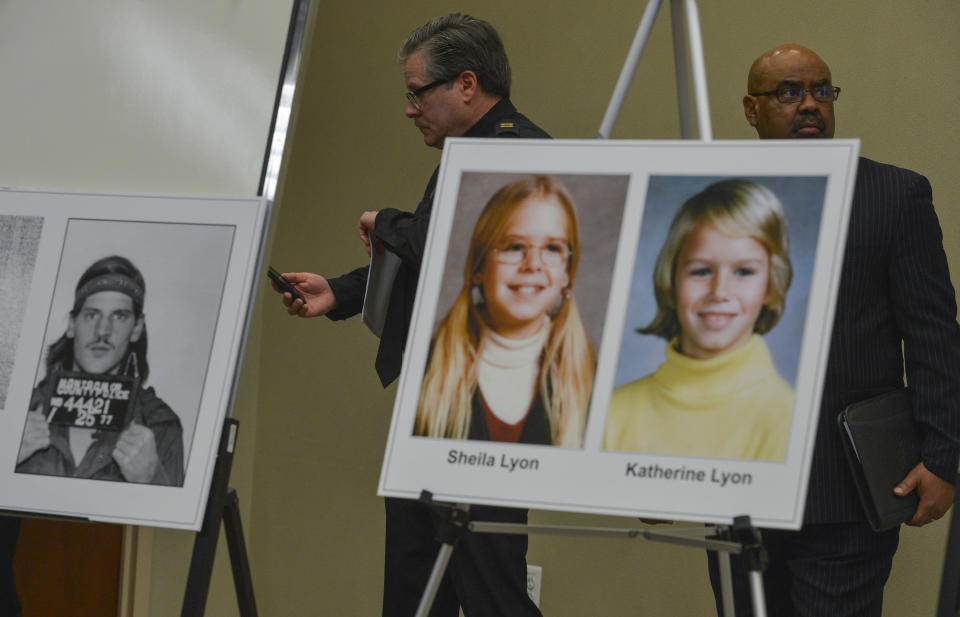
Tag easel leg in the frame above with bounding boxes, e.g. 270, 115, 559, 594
414, 543, 455, 617
182, 419, 237, 617
596, 0, 663, 138
710, 517, 768, 617
680, 0, 712, 140
223, 489, 258, 617
413, 492, 470, 617
748, 570, 767, 617
182, 418, 256, 617
669, 0, 694, 138
716, 547, 736, 617
597, 0, 712, 140
732, 516, 768, 617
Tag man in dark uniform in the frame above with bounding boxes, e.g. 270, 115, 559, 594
707, 44, 960, 617
274, 14, 546, 617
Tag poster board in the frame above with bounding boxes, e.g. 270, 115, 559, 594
0, 189, 266, 530
378, 139, 860, 530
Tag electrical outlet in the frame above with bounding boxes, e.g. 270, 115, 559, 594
526, 564, 542, 607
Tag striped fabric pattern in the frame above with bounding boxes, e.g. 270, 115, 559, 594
805, 157, 960, 524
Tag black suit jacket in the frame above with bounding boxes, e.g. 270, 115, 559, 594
324, 98, 550, 387
805, 156, 960, 523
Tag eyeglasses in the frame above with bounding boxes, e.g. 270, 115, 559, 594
490, 242, 571, 268
405, 79, 448, 111
749, 84, 841, 104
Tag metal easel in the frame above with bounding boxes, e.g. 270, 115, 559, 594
414, 3, 768, 616
598, 0, 711, 140
414, 492, 767, 617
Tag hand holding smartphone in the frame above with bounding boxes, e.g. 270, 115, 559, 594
267, 266, 306, 304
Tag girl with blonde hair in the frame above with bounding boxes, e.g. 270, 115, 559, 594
416, 175, 595, 447
605, 179, 794, 460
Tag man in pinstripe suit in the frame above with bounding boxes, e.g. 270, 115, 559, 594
707, 44, 960, 616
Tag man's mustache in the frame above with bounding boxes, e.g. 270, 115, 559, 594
791, 113, 825, 133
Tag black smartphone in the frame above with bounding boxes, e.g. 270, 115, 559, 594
267, 266, 305, 304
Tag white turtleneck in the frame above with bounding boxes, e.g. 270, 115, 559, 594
477, 317, 550, 424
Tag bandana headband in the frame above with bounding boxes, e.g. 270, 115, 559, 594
75, 273, 144, 307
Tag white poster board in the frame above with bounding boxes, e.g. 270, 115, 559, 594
0, 189, 266, 530
378, 139, 860, 530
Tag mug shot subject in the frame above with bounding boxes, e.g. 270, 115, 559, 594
605, 179, 794, 460
16, 256, 184, 486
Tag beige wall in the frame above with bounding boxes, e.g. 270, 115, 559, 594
175, 1, 960, 616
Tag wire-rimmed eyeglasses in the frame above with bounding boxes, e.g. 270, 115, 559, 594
749, 84, 841, 104
405, 79, 448, 111
490, 242, 571, 268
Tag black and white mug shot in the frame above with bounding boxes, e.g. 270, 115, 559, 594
16, 255, 185, 486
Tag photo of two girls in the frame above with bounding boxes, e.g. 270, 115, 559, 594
411, 172, 825, 461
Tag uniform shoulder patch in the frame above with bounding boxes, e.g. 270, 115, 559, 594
494, 120, 520, 136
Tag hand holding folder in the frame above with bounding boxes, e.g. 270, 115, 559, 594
893, 461, 955, 526
837, 389, 921, 531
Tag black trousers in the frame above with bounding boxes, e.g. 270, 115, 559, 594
0, 516, 21, 617
382, 497, 542, 617
707, 522, 900, 617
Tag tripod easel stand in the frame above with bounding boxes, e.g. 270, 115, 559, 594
414, 492, 767, 617
598, 2, 768, 614
598, 0, 711, 140
413, 2, 770, 616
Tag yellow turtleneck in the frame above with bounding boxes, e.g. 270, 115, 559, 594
604, 334, 793, 461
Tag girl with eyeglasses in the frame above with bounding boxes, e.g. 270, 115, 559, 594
415, 175, 595, 447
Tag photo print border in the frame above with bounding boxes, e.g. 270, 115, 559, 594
379, 139, 860, 530
0, 189, 266, 530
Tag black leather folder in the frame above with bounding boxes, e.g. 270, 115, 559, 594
837, 389, 922, 531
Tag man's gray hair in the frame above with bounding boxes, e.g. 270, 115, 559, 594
398, 13, 511, 99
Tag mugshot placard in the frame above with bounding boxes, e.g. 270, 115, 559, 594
43, 372, 139, 431
379, 139, 860, 530
0, 189, 266, 530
